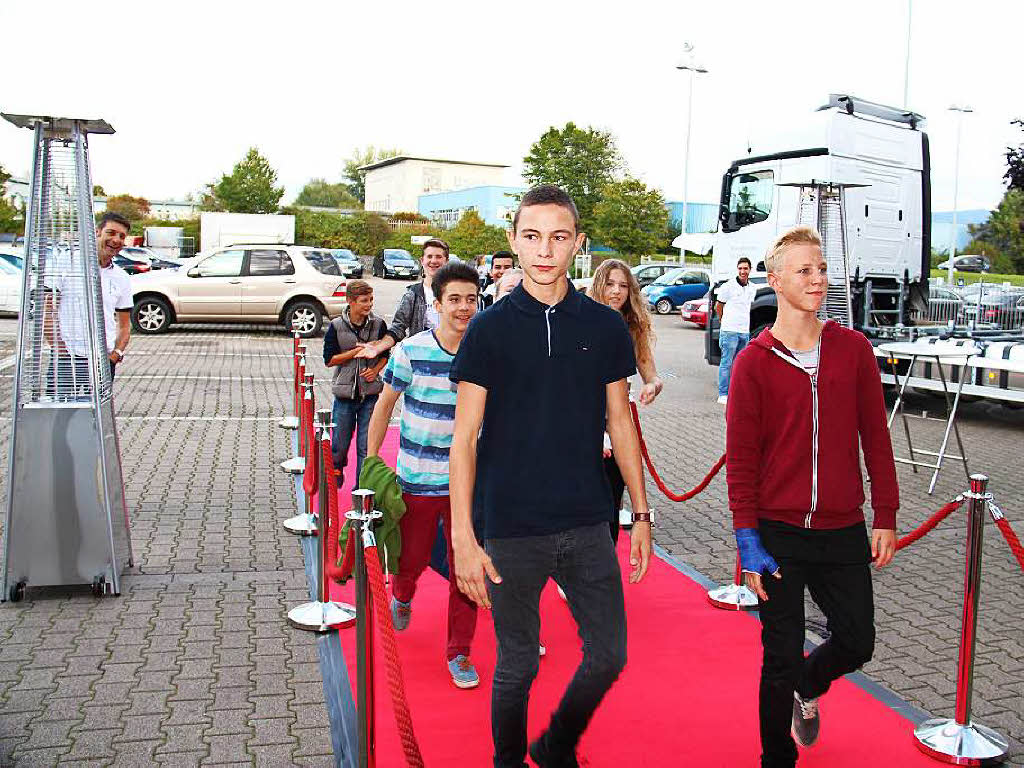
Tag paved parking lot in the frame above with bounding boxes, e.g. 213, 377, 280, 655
0, 274, 1021, 766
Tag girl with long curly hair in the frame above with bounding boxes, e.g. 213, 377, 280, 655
588, 258, 663, 538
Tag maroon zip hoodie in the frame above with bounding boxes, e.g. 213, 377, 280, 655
726, 321, 899, 531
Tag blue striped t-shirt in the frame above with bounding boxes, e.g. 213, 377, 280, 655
383, 330, 457, 496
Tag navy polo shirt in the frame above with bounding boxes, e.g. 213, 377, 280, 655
450, 280, 636, 540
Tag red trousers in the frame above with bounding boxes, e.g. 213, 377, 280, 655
392, 493, 477, 661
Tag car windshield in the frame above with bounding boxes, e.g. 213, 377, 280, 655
0, 260, 19, 276
384, 250, 415, 264
332, 249, 357, 262
654, 268, 686, 285
302, 250, 341, 276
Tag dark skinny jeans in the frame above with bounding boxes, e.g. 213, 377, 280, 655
485, 522, 627, 768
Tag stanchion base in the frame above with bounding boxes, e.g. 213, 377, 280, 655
283, 512, 318, 536
280, 456, 306, 474
278, 416, 299, 430
914, 718, 1008, 766
287, 601, 357, 632
707, 583, 758, 611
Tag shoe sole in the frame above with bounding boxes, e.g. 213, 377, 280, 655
790, 723, 819, 748
450, 677, 480, 689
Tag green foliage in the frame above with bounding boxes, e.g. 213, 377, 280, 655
201, 147, 284, 214
522, 122, 622, 235
591, 178, 668, 258
963, 189, 1024, 274
1005, 119, 1024, 191
342, 146, 402, 203
0, 163, 25, 234
93, 185, 106, 197
105, 194, 151, 221
930, 269, 1024, 287
444, 209, 509, 259
391, 211, 429, 222
661, 216, 683, 254
294, 178, 360, 209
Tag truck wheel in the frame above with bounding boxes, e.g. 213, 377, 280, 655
286, 301, 323, 337
655, 298, 674, 315
132, 297, 171, 334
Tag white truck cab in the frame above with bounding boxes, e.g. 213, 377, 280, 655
707, 94, 931, 363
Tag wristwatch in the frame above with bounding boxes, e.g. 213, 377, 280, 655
632, 511, 654, 526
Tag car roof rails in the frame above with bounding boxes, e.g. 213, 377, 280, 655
817, 94, 925, 129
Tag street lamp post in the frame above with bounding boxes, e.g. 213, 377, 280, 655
676, 44, 708, 267
947, 105, 973, 286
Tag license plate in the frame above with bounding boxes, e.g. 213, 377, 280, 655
682, 311, 692, 318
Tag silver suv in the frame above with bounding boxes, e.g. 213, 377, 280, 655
130, 245, 346, 337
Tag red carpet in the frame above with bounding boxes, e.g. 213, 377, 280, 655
326, 431, 935, 767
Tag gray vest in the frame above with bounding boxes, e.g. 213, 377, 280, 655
329, 312, 386, 400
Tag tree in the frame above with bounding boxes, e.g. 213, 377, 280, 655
104, 194, 150, 222
0, 164, 23, 234
522, 122, 623, 235
445, 209, 509, 258
201, 147, 284, 214
294, 178, 360, 209
1005, 119, 1024, 191
964, 189, 1024, 274
93, 185, 106, 197
591, 178, 668, 257
342, 145, 402, 203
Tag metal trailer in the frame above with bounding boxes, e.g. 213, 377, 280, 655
1, 114, 133, 601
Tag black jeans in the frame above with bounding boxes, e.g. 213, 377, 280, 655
757, 521, 875, 768
485, 523, 627, 768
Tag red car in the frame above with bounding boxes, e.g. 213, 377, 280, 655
680, 297, 709, 328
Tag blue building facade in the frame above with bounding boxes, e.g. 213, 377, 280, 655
666, 201, 719, 234
931, 209, 989, 253
418, 186, 524, 229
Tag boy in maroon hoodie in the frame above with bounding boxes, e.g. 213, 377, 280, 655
725, 226, 899, 768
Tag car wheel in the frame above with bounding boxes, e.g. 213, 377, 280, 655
286, 300, 323, 337
655, 298, 674, 315
132, 297, 171, 334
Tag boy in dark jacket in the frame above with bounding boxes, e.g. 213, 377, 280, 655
725, 226, 899, 768
323, 280, 389, 483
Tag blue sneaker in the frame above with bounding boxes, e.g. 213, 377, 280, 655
447, 655, 479, 689
390, 597, 411, 631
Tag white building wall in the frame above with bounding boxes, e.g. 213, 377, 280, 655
365, 159, 506, 215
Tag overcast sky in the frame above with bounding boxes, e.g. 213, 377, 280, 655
1, 0, 1019, 214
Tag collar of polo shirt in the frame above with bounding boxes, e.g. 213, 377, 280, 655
508, 279, 584, 316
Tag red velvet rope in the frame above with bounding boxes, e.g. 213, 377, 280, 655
628, 401, 725, 502
364, 544, 425, 767
302, 398, 319, 497
322, 446, 347, 582
994, 516, 1024, 573
895, 499, 963, 551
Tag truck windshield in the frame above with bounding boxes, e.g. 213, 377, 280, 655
722, 170, 773, 232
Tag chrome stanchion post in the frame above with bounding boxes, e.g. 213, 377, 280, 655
707, 553, 758, 610
278, 333, 302, 430
914, 474, 1009, 765
283, 406, 321, 536
348, 488, 381, 768
280, 373, 313, 474
286, 412, 357, 632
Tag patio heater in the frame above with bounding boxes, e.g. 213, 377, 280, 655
780, 181, 861, 328
1, 114, 133, 601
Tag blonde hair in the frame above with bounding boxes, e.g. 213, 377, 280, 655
588, 259, 655, 365
764, 226, 822, 274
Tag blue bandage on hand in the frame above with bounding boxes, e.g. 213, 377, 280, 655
735, 528, 780, 577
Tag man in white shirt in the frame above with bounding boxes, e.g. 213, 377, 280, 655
715, 257, 757, 404
46, 212, 133, 393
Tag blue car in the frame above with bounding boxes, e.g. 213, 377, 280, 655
642, 267, 710, 315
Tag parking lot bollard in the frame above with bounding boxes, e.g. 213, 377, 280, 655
286, 412, 357, 632
283, 406, 323, 536
278, 333, 302, 430
913, 474, 1009, 765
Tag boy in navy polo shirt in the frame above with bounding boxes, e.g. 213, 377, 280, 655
449, 185, 653, 768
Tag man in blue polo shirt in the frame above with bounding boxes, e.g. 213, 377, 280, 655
449, 185, 653, 768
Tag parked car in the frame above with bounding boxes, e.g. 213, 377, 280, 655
0, 259, 22, 315
641, 267, 710, 314
373, 249, 420, 279
129, 244, 346, 337
936, 254, 990, 273
574, 262, 681, 293
966, 289, 1024, 330
0, 250, 24, 271
330, 249, 364, 278
680, 296, 709, 328
114, 251, 152, 275
119, 246, 183, 271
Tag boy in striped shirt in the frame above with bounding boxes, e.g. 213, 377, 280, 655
365, 260, 482, 689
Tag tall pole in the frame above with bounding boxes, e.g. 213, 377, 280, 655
903, 0, 913, 108
681, 69, 694, 267
947, 106, 971, 286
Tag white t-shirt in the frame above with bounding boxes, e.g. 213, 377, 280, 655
717, 278, 759, 334
422, 280, 440, 331
48, 250, 132, 356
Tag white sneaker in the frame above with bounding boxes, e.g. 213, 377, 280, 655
717, 395, 728, 405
